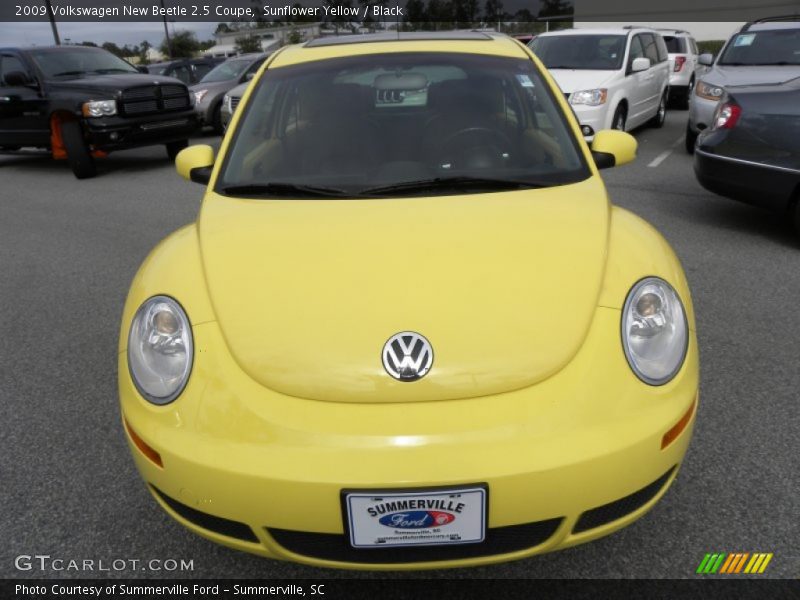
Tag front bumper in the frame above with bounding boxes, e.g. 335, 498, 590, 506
120, 307, 698, 570
86, 111, 199, 152
570, 103, 612, 138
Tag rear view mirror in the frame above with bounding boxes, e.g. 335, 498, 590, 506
698, 53, 714, 66
4, 71, 34, 87
590, 129, 637, 169
175, 144, 215, 185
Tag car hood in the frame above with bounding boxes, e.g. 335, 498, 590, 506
47, 73, 185, 95
197, 178, 610, 403
703, 65, 800, 88
546, 70, 616, 94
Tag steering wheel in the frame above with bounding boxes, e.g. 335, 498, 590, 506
436, 127, 513, 170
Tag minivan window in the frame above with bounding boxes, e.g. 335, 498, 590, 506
641, 34, 661, 64
530, 35, 627, 70
217, 53, 590, 198
719, 28, 800, 65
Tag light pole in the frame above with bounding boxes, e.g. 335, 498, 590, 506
160, 0, 173, 59
43, 0, 61, 45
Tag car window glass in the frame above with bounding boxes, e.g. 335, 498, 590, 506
219, 53, 589, 196
719, 29, 800, 65
194, 63, 213, 80
641, 34, 660, 64
0, 55, 29, 84
200, 58, 253, 83
655, 35, 669, 62
689, 38, 698, 54
628, 35, 645, 68
664, 36, 686, 54
172, 65, 192, 84
530, 35, 626, 70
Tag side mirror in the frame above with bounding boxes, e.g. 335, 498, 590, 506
137, 65, 150, 74
590, 129, 637, 169
698, 53, 714, 66
175, 144, 215, 184
4, 71, 34, 87
244, 71, 255, 82
631, 57, 650, 73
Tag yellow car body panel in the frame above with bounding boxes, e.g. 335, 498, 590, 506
119, 34, 699, 569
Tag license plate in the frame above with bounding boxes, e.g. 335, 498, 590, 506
344, 486, 487, 548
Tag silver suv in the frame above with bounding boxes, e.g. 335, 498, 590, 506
658, 29, 701, 108
686, 17, 800, 153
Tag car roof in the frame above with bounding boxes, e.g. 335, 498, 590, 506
536, 28, 638, 37
744, 21, 800, 32
1, 45, 106, 53
270, 32, 528, 68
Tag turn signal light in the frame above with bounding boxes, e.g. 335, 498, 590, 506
662, 398, 696, 449
124, 418, 163, 468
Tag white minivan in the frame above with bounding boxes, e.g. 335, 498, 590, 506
530, 27, 671, 138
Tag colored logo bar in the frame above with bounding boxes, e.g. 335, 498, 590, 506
696, 552, 773, 574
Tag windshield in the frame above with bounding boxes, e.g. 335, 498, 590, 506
29, 48, 138, 78
719, 28, 800, 65
148, 64, 168, 75
200, 58, 252, 83
530, 35, 627, 70
217, 53, 589, 198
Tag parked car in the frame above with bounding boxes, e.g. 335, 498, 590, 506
0, 45, 198, 178
220, 81, 248, 131
694, 77, 800, 233
190, 53, 267, 133
120, 31, 698, 569
145, 57, 223, 85
657, 28, 701, 108
686, 17, 800, 153
530, 27, 670, 139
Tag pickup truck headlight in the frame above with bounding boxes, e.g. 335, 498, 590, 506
82, 100, 117, 118
193, 89, 209, 104
128, 296, 193, 405
569, 89, 608, 106
622, 277, 688, 385
695, 81, 724, 101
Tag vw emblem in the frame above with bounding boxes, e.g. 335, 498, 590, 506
382, 332, 434, 382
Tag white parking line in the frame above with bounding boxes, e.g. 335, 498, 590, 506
647, 136, 685, 168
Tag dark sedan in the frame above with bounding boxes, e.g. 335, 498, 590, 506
146, 57, 223, 85
694, 76, 800, 235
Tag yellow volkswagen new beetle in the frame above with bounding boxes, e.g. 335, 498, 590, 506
119, 32, 698, 569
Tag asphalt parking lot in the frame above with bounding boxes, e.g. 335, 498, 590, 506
1, 110, 798, 580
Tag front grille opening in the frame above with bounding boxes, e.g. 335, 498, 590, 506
151, 486, 259, 543
267, 517, 563, 564
120, 85, 190, 117
572, 466, 676, 534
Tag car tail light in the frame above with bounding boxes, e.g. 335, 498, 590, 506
712, 101, 742, 130
673, 56, 686, 72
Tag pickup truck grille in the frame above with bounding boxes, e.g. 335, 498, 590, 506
120, 84, 190, 117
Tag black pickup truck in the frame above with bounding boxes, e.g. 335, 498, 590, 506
0, 45, 199, 178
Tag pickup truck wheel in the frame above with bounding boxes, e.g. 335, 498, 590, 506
685, 121, 698, 154
650, 92, 667, 128
166, 140, 188, 161
61, 120, 96, 179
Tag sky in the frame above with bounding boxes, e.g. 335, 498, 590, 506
0, 22, 218, 48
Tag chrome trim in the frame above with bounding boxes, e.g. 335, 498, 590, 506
695, 148, 800, 175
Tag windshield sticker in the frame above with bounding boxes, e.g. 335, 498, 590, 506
516, 74, 535, 88
734, 34, 756, 47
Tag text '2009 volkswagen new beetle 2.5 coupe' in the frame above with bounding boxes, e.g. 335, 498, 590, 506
119, 32, 699, 570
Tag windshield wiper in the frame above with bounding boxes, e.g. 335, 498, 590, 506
52, 70, 87, 77
361, 176, 551, 196
219, 182, 352, 198
93, 68, 136, 74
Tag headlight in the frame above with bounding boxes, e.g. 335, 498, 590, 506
128, 296, 193, 404
222, 94, 232, 112
621, 278, 688, 385
569, 88, 607, 106
695, 81, 724, 101
81, 99, 117, 118
193, 89, 208, 104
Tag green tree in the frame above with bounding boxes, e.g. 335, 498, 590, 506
287, 28, 303, 44
161, 30, 201, 58
483, 0, 504, 24
80, 40, 97, 47
215, 23, 232, 34
101, 42, 124, 57
234, 34, 262, 53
